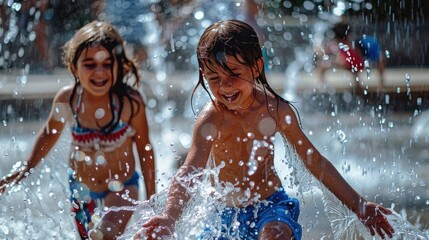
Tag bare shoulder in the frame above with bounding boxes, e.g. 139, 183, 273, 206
196, 101, 223, 124
263, 92, 294, 116
276, 99, 297, 116
53, 85, 74, 103
266, 96, 301, 131
124, 89, 147, 125
49, 85, 75, 122
192, 101, 223, 136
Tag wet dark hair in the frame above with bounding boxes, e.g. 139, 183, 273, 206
194, 19, 299, 122
63, 21, 141, 133
332, 22, 351, 40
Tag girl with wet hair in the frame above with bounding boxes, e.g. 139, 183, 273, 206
140, 20, 394, 239
0, 21, 156, 239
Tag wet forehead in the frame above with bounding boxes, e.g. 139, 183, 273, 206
202, 55, 246, 76
79, 46, 111, 62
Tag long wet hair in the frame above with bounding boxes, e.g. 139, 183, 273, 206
194, 19, 299, 122
63, 20, 141, 133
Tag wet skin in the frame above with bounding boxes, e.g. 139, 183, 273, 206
141, 55, 394, 239
1, 46, 155, 239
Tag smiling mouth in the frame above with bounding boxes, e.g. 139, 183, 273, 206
223, 92, 239, 102
91, 79, 108, 87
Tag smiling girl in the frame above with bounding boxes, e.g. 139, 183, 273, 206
0, 21, 156, 239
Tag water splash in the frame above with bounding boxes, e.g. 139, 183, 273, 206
1, 1, 428, 239
411, 110, 429, 142
0, 130, 76, 239
113, 134, 429, 239
247, 139, 271, 176
117, 166, 234, 240
280, 137, 429, 240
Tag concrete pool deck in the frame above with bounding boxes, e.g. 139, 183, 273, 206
0, 67, 428, 99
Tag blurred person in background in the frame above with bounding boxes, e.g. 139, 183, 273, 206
314, 22, 365, 92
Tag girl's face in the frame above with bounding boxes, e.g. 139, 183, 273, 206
202, 55, 260, 110
73, 46, 118, 97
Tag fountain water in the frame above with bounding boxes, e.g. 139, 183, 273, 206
1, 0, 428, 239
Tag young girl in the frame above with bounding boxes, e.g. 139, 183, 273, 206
0, 21, 156, 239
139, 20, 394, 239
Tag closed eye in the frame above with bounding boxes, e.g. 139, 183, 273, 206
82, 62, 112, 69
208, 77, 220, 81
103, 63, 112, 69
83, 63, 96, 69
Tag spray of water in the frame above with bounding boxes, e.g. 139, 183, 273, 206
1, 1, 429, 239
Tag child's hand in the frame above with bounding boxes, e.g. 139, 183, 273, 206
359, 202, 395, 239
135, 214, 175, 240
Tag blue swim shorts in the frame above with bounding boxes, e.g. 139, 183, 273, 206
198, 188, 302, 240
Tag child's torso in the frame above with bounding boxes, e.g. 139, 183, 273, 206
209, 105, 283, 207
57, 90, 139, 192
69, 136, 137, 193
69, 120, 137, 192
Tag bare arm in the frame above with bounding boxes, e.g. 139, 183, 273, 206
132, 95, 156, 199
0, 89, 69, 193
139, 104, 217, 239
278, 102, 394, 238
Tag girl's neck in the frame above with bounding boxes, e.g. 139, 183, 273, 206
79, 84, 112, 99
75, 86, 113, 113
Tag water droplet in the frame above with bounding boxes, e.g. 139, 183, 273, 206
385, 50, 390, 58
84, 156, 92, 164
74, 150, 86, 162
94, 108, 105, 119
57, 201, 64, 213
336, 130, 347, 143
145, 143, 153, 151
285, 115, 292, 124
108, 180, 124, 192
95, 151, 106, 165
91, 213, 102, 225
18, 75, 27, 85
94, 51, 107, 61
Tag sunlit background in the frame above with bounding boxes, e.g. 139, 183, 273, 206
0, 0, 428, 239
